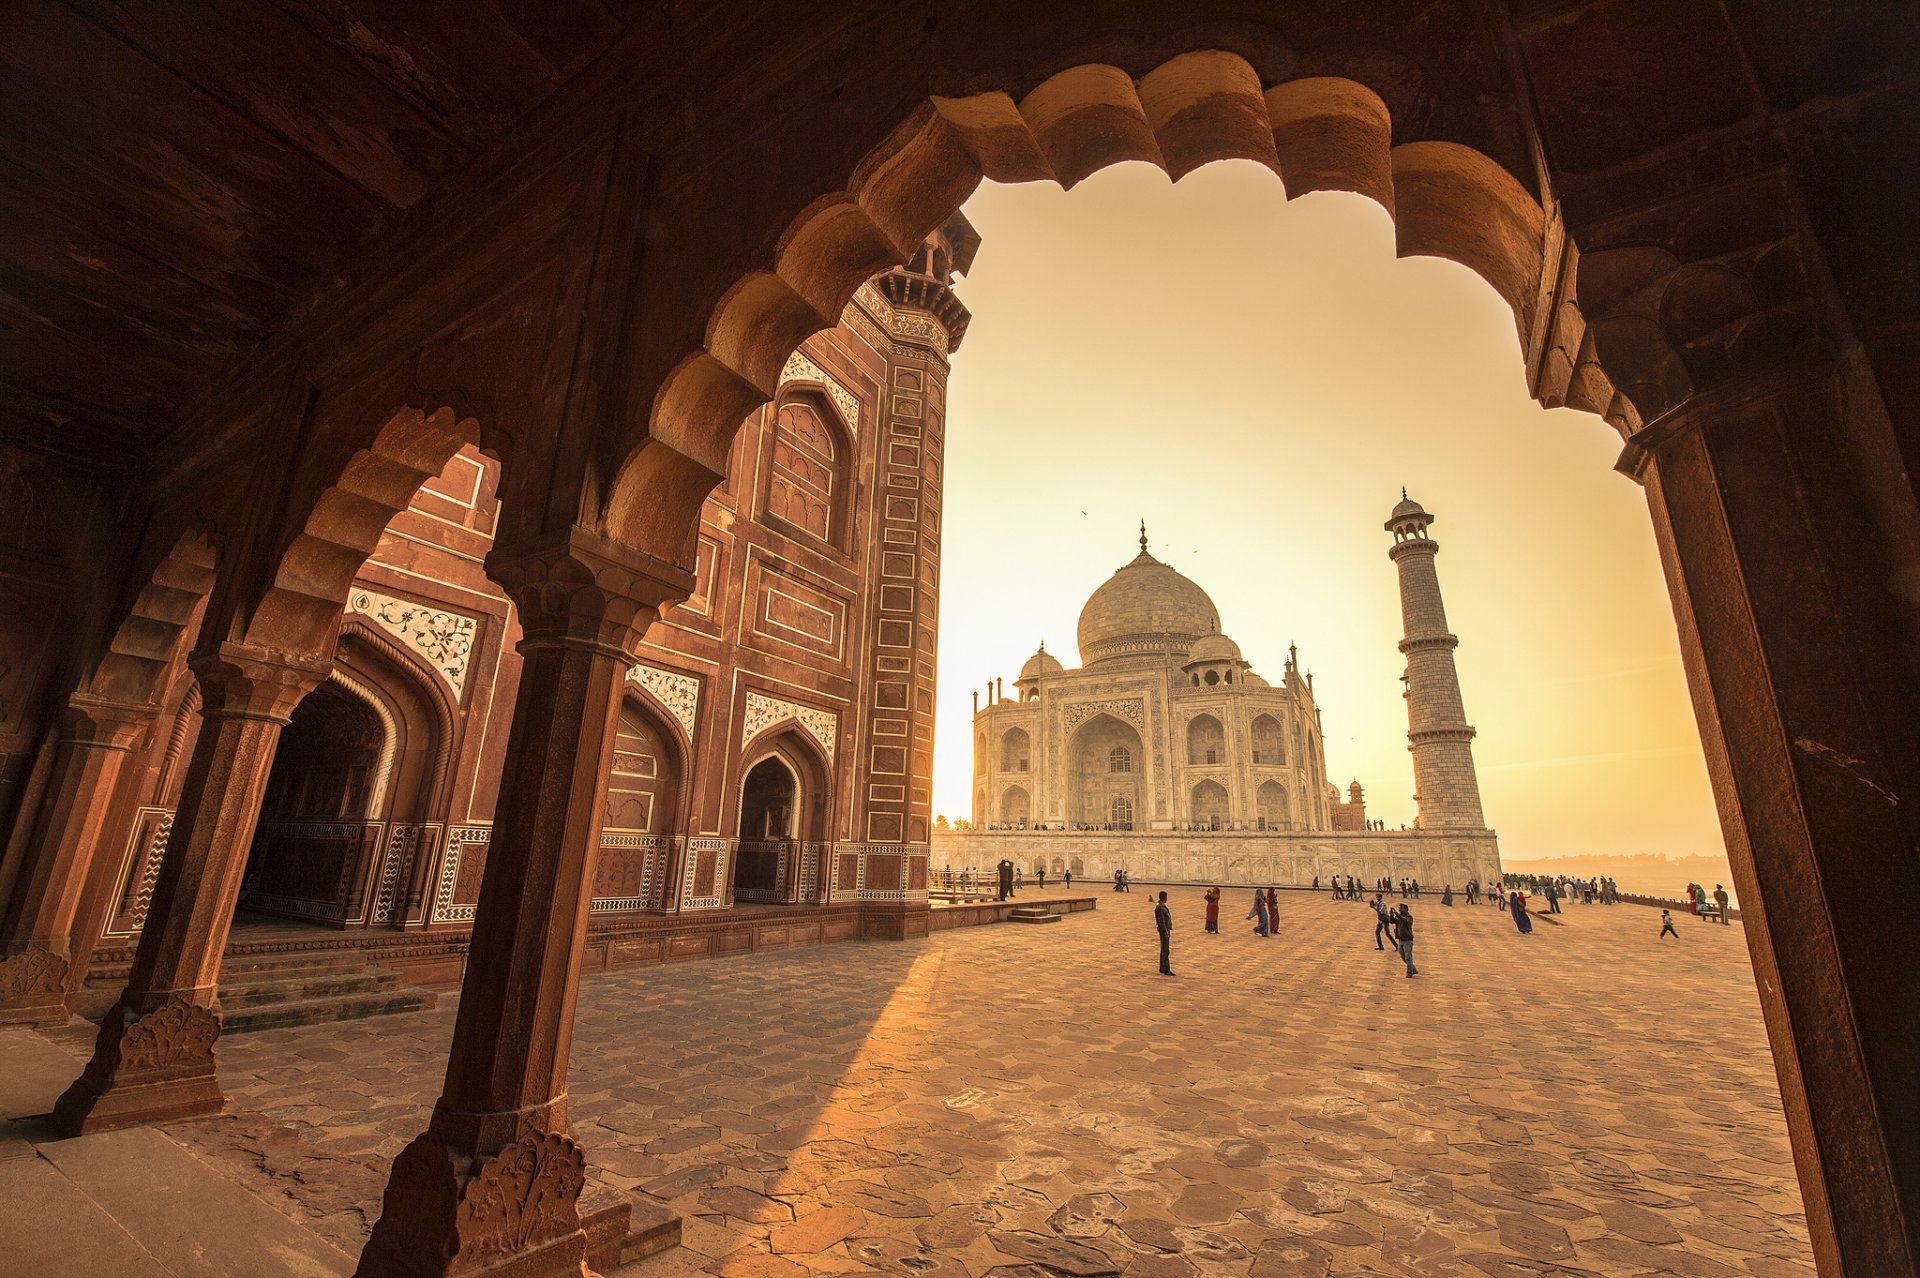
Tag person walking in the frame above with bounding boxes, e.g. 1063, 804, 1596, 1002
1247, 888, 1270, 937
1659, 909, 1679, 940
1713, 884, 1731, 923
1372, 894, 1394, 951
1394, 904, 1418, 977
1064, 868, 1073, 888
1155, 891, 1174, 976
1037, 865, 1046, 889
1442, 884, 1454, 907
1264, 886, 1279, 936
1114, 869, 1124, 894
1509, 889, 1534, 934
1204, 886, 1221, 934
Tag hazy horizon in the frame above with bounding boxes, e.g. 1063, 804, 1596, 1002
929, 161, 1726, 865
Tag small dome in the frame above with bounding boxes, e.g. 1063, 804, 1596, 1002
1242, 671, 1270, 687
1184, 632, 1242, 666
1019, 644, 1063, 680
1391, 494, 1426, 520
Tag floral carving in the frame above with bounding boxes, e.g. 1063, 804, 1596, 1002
741, 692, 837, 765
114, 999, 220, 1075
0, 947, 67, 995
454, 1130, 587, 1264
1062, 698, 1146, 731
627, 662, 700, 740
348, 588, 478, 696
779, 351, 863, 435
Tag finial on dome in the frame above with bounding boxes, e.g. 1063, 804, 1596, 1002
1038, 640, 1046, 652
1402, 485, 1407, 499
1139, 519, 1148, 553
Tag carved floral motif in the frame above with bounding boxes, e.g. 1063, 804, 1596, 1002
626, 663, 700, 740
779, 351, 862, 435
741, 692, 837, 765
1062, 698, 1146, 731
454, 1130, 587, 1264
0, 946, 67, 995
115, 999, 220, 1074
348, 588, 478, 697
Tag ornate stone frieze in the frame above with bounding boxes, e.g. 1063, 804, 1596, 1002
1061, 698, 1146, 732
627, 663, 700, 741
347, 588, 478, 697
779, 351, 862, 436
741, 692, 837, 765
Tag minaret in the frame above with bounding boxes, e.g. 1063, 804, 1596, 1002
1386, 491, 1486, 828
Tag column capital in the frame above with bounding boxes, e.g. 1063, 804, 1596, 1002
58, 694, 157, 749
485, 524, 696, 657
187, 642, 332, 723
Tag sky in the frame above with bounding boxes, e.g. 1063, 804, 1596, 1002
929, 160, 1726, 865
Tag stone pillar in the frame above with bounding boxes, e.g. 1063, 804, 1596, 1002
1385, 495, 1486, 830
53, 644, 327, 1134
356, 528, 690, 1278
1634, 378, 1920, 1277
0, 696, 153, 1024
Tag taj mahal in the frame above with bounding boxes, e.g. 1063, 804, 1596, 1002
933, 495, 1503, 890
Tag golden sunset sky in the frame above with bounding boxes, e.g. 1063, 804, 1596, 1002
931, 160, 1724, 866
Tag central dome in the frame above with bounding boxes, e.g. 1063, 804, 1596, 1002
1077, 534, 1221, 667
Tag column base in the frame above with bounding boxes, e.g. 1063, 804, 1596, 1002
51, 998, 225, 1135
859, 901, 931, 941
356, 1128, 592, 1278
0, 947, 74, 1026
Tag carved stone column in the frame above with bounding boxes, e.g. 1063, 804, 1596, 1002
357, 527, 691, 1278
1631, 371, 1920, 1277
0, 696, 153, 1025
53, 643, 328, 1135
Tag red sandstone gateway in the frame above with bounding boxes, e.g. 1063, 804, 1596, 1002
0, 5, 1911, 1275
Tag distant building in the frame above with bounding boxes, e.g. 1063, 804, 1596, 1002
936, 497, 1501, 888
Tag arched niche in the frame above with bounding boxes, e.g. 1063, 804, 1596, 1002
759, 390, 855, 554
1067, 712, 1142, 828
1001, 726, 1031, 772
1186, 714, 1225, 766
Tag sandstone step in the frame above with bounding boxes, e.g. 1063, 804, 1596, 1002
220, 988, 437, 1034
1008, 906, 1060, 924
215, 968, 402, 1010
217, 950, 372, 978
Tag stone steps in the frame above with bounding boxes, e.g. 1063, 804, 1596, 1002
214, 954, 437, 1034
1007, 905, 1061, 924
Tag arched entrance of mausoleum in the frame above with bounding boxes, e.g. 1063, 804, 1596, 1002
1066, 713, 1143, 830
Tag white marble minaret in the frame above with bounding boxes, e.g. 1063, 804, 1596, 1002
1387, 491, 1487, 829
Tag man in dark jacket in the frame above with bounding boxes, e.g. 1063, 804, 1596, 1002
1154, 891, 1174, 976
1394, 905, 1418, 977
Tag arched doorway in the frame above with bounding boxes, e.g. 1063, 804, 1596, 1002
1186, 714, 1225, 765
999, 785, 1030, 826
1068, 713, 1142, 829
735, 756, 798, 903
1256, 780, 1291, 831
595, 697, 683, 912
1191, 780, 1229, 830
241, 680, 386, 926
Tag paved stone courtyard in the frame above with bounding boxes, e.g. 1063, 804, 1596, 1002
189, 889, 1811, 1277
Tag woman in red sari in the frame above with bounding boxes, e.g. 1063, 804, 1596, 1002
1264, 886, 1279, 936
1203, 886, 1221, 933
